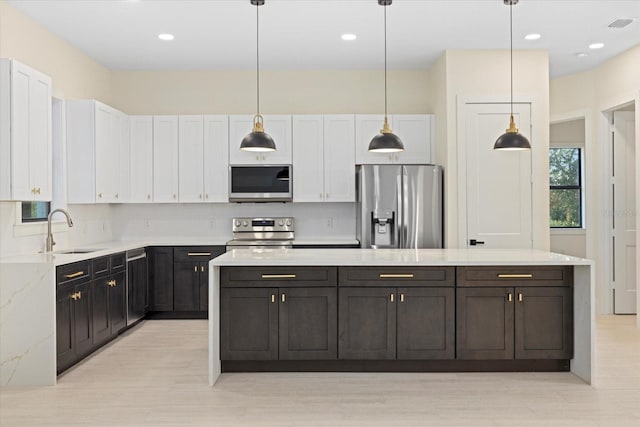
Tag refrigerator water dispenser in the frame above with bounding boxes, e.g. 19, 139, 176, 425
371, 211, 397, 247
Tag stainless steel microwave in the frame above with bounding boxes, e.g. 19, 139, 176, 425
229, 165, 292, 202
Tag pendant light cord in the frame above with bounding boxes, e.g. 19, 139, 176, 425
509, 2, 513, 116
256, 3, 260, 116
384, 4, 388, 119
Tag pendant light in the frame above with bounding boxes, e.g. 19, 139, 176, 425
494, 0, 531, 150
368, 0, 404, 153
240, 0, 276, 152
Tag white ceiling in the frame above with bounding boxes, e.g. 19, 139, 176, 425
8, 0, 640, 77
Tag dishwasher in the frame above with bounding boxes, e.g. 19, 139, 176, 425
126, 248, 148, 326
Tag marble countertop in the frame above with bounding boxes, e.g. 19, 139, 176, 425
213, 248, 593, 266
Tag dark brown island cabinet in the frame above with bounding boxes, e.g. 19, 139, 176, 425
220, 265, 574, 372
149, 246, 225, 317
220, 266, 338, 360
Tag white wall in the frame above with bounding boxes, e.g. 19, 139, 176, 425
549, 119, 587, 258
550, 45, 640, 316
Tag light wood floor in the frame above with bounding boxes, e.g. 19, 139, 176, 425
1, 316, 638, 426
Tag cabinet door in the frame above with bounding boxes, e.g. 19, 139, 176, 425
7, 61, 32, 200
109, 272, 127, 334
116, 113, 130, 202
150, 247, 174, 311
56, 285, 75, 373
128, 255, 149, 320
397, 287, 455, 360
27, 64, 52, 201
292, 115, 324, 202
392, 114, 433, 164
92, 277, 111, 345
515, 287, 573, 359
354, 115, 395, 165
178, 115, 205, 202
153, 116, 179, 202
203, 115, 229, 202
279, 287, 337, 360
129, 116, 154, 203
73, 281, 93, 359
324, 115, 355, 202
199, 262, 208, 312
338, 287, 396, 360
456, 287, 514, 360
95, 102, 118, 203
173, 262, 200, 311
229, 115, 292, 164
220, 287, 278, 360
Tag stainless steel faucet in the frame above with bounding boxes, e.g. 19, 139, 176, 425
45, 209, 74, 252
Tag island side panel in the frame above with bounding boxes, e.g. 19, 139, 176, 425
0, 263, 57, 386
209, 263, 221, 386
570, 264, 594, 385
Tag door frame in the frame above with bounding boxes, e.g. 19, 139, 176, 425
456, 95, 542, 249
601, 101, 637, 315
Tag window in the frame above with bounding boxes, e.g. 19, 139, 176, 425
21, 201, 51, 223
549, 148, 583, 228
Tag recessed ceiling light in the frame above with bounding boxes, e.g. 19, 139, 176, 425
158, 33, 175, 41
588, 42, 604, 49
341, 34, 357, 41
524, 33, 541, 40
576, 52, 588, 57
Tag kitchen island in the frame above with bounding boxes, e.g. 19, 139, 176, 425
209, 248, 594, 385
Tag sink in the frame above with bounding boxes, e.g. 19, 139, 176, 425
55, 249, 101, 254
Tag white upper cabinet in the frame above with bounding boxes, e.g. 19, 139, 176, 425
178, 115, 205, 202
0, 59, 52, 201
355, 114, 434, 164
153, 116, 179, 203
293, 115, 355, 203
203, 115, 229, 202
67, 100, 129, 203
228, 115, 292, 165
129, 116, 153, 203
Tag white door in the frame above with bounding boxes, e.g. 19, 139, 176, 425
178, 115, 205, 202
463, 103, 532, 249
613, 111, 636, 314
293, 115, 324, 202
129, 116, 153, 203
393, 114, 433, 164
203, 115, 229, 203
324, 115, 356, 202
153, 116, 179, 203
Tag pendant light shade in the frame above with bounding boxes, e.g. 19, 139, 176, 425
494, 0, 531, 151
368, 0, 404, 153
240, 0, 276, 152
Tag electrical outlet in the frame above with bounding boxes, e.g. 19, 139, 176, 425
326, 217, 333, 228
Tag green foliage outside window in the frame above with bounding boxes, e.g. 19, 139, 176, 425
549, 148, 582, 228
22, 201, 50, 223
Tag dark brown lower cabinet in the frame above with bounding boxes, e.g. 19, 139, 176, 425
457, 287, 573, 360
92, 272, 126, 345
56, 280, 93, 374
338, 287, 455, 360
220, 287, 337, 360
150, 247, 174, 312
173, 263, 201, 311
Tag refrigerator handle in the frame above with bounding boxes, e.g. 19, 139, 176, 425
398, 166, 406, 248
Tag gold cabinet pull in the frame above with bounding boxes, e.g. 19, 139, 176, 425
400, 293, 405, 303
188, 252, 211, 256
390, 293, 395, 303
261, 274, 296, 279
518, 293, 523, 302
36, 187, 41, 195
194, 266, 198, 272
70, 293, 78, 301
281, 293, 286, 303
379, 274, 414, 279
201, 265, 205, 272
107, 280, 116, 287
64, 271, 84, 279
98, 192, 102, 198
271, 294, 276, 303
498, 274, 533, 279
76, 291, 82, 300
508, 293, 513, 302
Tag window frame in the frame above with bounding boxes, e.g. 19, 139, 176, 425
549, 146, 585, 229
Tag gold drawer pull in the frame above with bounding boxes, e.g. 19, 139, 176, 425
64, 271, 84, 279
379, 274, 414, 279
188, 252, 211, 256
261, 274, 296, 279
497, 274, 533, 279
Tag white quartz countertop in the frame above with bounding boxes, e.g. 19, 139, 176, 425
212, 248, 593, 266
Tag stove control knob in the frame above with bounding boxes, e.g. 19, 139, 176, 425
243, 220, 249, 227
286, 219, 292, 226
234, 220, 241, 227
278, 220, 284, 226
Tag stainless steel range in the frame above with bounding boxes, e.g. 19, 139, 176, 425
225, 217, 294, 252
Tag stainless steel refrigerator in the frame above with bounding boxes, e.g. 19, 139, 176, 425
357, 164, 443, 249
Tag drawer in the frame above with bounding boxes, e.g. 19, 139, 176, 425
110, 252, 125, 271
174, 246, 225, 263
338, 266, 455, 287
456, 266, 573, 287
221, 266, 337, 287
56, 261, 91, 285
93, 256, 110, 278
